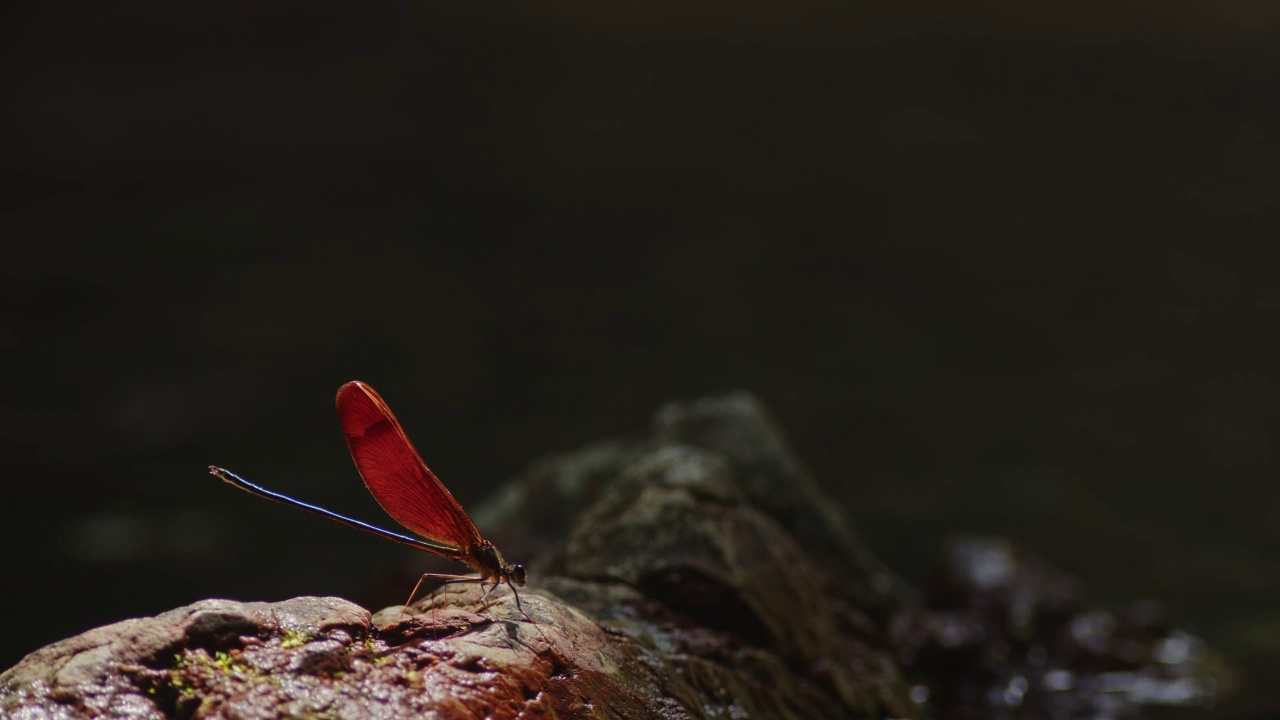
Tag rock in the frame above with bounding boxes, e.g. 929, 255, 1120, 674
890, 535, 1217, 718
0, 597, 372, 720
1, 393, 1215, 719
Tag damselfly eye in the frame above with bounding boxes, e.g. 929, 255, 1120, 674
510, 563, 527, 586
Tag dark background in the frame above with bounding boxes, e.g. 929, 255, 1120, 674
2, 0, 1277, 712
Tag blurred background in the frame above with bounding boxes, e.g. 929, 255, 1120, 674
2, 0, 1277, 713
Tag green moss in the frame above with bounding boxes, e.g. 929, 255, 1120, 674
280, 629, 316, 649
172, 648, 261, 680
212, 651, 236, 671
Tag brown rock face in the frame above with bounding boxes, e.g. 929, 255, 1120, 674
0, 393, 1213, 719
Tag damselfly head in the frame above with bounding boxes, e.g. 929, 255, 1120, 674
508, 563, 527, 587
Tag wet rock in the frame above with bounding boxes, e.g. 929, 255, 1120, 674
1, 393, 1215, 719
890, 535, 1216, 720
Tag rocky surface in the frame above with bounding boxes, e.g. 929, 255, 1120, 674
892, 536, 1216, 719
0, 393, 1215, 719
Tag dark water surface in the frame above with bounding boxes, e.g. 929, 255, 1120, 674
2, 2, 1277, 713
